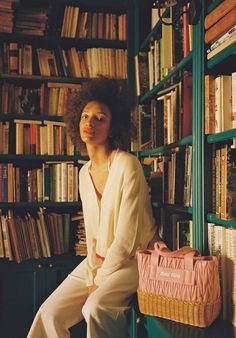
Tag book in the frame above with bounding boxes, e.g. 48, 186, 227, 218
207, 33, 236, 59
204, 0, 236, 30
205, 7, 236, 44
205, 75, 215, 134
207, 25, 236, 53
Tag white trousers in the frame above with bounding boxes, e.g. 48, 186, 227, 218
27, 258, 139, 338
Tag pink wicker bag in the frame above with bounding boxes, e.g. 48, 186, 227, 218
137, 241, 221, 327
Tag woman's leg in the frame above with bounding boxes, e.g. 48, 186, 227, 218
82, 259, 139, 338
27, 259, 88, 338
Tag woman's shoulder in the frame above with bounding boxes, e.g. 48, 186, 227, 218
116, 150, 142, 172
79, 160, 90, 178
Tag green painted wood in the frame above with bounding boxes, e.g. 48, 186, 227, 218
207, 42, 236, 69
0, 114, 65, 122
0, 32, 127, 48
0, 266, 45, 338
139, 53, 192, 103
138, 135, 192, 156
207, 128, 236, 143
0, 154, 83, 161
143, 315, 236, 338
192, 0, 205, 252
163, 204, 193, 215
0, 201, 81, 208
140, 8, 170, 51
207, 213, 236, 228
145, 316, 172, 338
0, 255, 84, 338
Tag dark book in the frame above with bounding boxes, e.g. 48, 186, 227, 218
135, 51, 149, 97
182, 71, 192, 138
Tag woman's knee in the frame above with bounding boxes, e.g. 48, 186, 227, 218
38, 297, 64, 324
82, 295, 103, 321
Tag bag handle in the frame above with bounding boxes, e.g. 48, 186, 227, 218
151, 241, 201, 270
154, 241, 201, 258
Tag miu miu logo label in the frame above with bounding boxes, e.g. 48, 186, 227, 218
150, 267, 195, 285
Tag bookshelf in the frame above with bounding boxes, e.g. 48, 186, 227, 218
132, 0, 236, 337
0, 0, 136, 337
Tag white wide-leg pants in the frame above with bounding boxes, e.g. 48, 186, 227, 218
27, 258, 139, 338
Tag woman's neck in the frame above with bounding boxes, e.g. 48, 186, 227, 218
87, 145, 111, 169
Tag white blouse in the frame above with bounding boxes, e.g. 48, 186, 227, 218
79, 150, 156, 286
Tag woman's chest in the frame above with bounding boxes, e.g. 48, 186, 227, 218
89, 171, 109, 200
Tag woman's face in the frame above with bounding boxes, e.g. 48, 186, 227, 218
80, 100, 112, 147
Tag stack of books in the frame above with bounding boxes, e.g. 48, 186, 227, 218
205, 0, 236, 60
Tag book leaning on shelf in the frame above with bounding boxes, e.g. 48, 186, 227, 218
205, 72, 235, 134
0, 209, 80, 263
205, 0, 236, 44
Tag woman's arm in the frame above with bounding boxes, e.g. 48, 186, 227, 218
94, 165, 149, 286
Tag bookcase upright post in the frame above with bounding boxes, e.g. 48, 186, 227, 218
192, 0, 206, 252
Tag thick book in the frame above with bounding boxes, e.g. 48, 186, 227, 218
205, 7, 236, 44
205, 0, 236, 30
205, 75, 215, 134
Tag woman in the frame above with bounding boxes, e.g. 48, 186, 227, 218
27, 77, 157, 338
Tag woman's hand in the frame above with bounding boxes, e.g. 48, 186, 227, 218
88, 284, 98, 295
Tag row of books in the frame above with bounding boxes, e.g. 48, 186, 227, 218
208, 222, 236, 326
0, 209, 78, 263
0, 162, 79, 203
135, 8, 192, 96
0, 42, 127, 79
205, 73, 236, 134
0, 1, 126, 41
204, 0, 236, 60
211, 144, 236, 220
0, 82, 81, 116
14, 119, 74, 156
147, 145, 192, 208
61, 6, 126, 41
132, 73, 192, 152
73, 212, 87, 257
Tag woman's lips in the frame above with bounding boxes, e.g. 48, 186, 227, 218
83, 128, 95, 136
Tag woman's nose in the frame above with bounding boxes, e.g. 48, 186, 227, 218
85, 116, 95, 127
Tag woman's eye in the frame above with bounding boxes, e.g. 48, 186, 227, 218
81, 114, 88, 120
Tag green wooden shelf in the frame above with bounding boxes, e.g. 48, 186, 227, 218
0, 154, 83, 161
207, 42, 236, 69
142, 315, 236, 338
0, 201, 81, 208
0, 253, 84, 270
164, 204, 193, 215
207, 128, 236, 143
0, 73, 86, 84
207, 213, 236, 228
138, 135, 192, 157
139, 8, 170, 51
0, 32, 127, 49
139, 53, 192, 103
0, 114, 64, 122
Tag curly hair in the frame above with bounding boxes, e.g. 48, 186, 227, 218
64, 76, 136, 153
